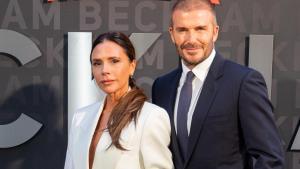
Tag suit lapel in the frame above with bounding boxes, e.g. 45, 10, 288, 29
165, 68, 186, 166
184, 54, 225, 166
77, 101, 104, 169
166, 68, 181, 123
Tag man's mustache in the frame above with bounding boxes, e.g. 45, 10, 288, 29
180, 43, 202, 49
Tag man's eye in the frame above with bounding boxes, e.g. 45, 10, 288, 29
177, 29, 186, 32
112, 59, 120, 63
196, 27, 206, 31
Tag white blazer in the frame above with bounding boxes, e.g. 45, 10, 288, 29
64, 100, 173, 169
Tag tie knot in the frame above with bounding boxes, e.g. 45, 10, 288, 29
185, 71, 195, 83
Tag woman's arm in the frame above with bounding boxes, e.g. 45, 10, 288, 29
140, 107, 173, 169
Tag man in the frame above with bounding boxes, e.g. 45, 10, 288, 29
152, 0, 284, 169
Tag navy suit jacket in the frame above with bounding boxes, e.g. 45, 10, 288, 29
152, 53, 284, 169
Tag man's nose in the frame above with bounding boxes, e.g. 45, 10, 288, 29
185, 31, 197, 43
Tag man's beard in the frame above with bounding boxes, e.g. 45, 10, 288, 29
175, 43, 204, 67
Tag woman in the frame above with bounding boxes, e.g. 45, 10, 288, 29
64, 32, 173, 169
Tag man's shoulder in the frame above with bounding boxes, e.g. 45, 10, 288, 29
214, 53, 260, 81
222, 58, 254, 76
154, 68, 180, 82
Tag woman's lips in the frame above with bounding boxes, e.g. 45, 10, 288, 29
101, 80, 114, 85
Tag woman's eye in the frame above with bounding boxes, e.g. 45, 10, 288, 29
93, 62, 101, 66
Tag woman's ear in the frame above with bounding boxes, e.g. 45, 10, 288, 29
130, 59, 137, 75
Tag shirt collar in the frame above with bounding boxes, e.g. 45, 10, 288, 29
181, 49, 216, 80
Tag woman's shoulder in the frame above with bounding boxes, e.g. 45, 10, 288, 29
138, 101, 170, 124
141, 101, 168, 115
137, 102, 171, 144
77, 101, 102, 113
71, 101, 102, 125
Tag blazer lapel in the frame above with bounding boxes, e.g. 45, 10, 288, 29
184, 54, 225, 166
76, 101, 104, 169
166, 68, 182, 124
165, 68, 186, 167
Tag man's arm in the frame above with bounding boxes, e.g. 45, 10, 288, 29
238, 70, 285, 169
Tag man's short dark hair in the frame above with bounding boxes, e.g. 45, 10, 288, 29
170, 0, 217, 26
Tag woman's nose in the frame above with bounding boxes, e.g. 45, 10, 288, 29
101, 63, 110, 75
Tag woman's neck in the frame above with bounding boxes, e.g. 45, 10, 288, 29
105, 85, 130, 113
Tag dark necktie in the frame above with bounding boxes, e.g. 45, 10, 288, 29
177, 71, 195, 160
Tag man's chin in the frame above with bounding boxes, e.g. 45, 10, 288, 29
182, 59, 202, 68
181, 55, 205, 65
185, 51, 199, 56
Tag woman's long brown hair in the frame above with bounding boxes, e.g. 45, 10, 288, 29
90, 32, 147, 150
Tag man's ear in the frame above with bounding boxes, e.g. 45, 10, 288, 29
169, 26, 175, 44
213, 25, 219, 42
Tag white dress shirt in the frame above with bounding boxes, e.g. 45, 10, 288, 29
174, 49, 216, 134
